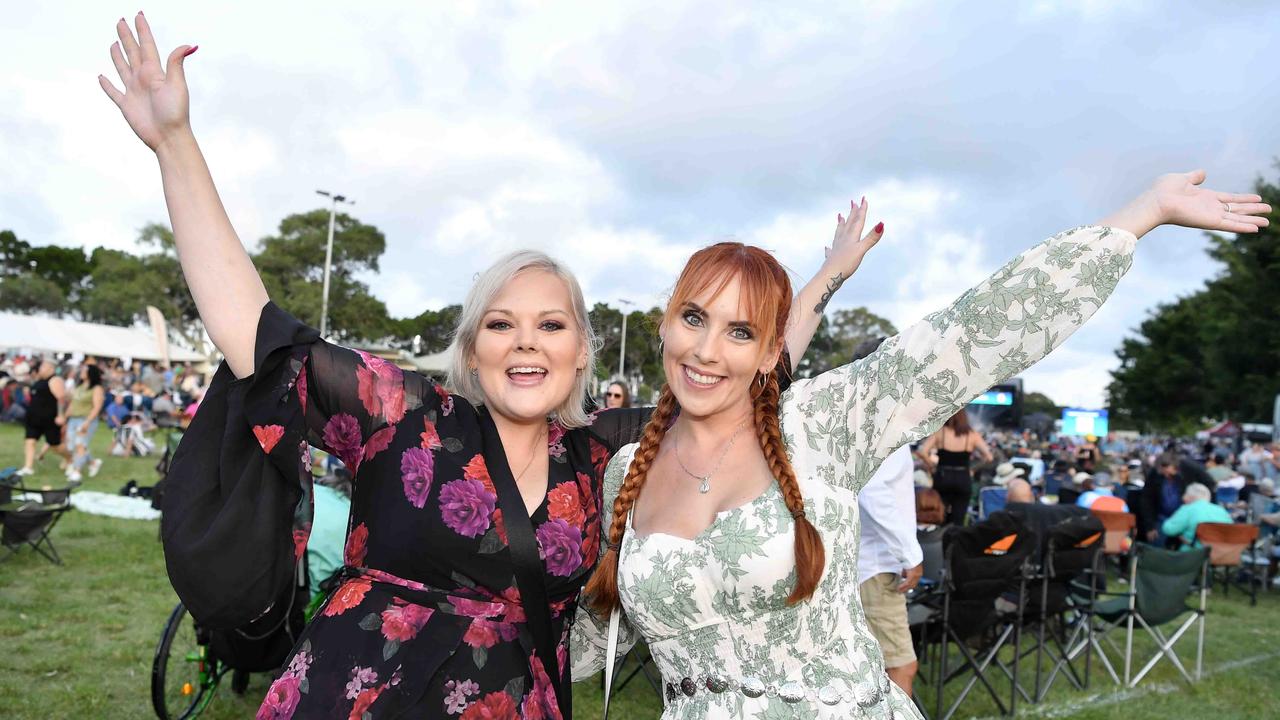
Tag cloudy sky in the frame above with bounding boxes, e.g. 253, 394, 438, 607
3, 1, 1277, 407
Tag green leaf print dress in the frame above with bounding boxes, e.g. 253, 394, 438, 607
571, 226, 1138, 719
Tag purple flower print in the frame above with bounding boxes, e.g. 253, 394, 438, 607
535, 519, 583, 577
438, 479, 496, 538
323, 413, 363, 472
400, 447, 435, 509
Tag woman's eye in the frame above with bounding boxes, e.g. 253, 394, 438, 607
486, 320, 512, 331
682, 311, 703, 327
540, 320, 565, 331
730, 327, 754, 341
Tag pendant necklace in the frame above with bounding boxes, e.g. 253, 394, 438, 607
673, 418, 749, 494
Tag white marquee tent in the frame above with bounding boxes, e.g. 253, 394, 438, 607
0, 311, 206, 363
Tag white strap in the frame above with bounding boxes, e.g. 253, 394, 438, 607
602, 605, 621, 720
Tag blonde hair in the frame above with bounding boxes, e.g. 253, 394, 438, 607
445, 250, 599, 428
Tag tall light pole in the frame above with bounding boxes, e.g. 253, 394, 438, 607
315, 189, 355, 337
617, 298, 634, 379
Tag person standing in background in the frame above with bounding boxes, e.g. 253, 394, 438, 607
604, 380, 632, 409
65, 364, 107, 482
915, 408, 994, 526
16, 360, 72, 477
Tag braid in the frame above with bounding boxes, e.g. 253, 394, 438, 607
755, 371, 826, 604
585, 384, 679, 612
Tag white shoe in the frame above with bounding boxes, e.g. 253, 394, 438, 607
15, 467, 34, 477
66, 469, 83, 483
88, 459, 103, 478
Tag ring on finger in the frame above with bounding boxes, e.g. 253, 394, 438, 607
1224, 202, 1232, 213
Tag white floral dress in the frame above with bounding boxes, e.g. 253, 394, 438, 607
570, 226, 1138, 719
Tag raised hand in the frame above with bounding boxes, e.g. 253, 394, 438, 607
1101, 170, 1272, 239
98, 13, 197, 153
824, 196, 886, 287
1152, 170, 1271, 234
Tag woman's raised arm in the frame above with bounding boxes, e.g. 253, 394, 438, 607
99, 13, 267, 378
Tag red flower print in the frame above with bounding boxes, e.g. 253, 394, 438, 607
323, 577, 372, 617
462, 454, 495, 495
420, 417, 442, 450
460, 691, 518, 720
380, 600, 434, 642
355, 350, 407, 424
462, 618, 502, 649
492, 508, 508, 545
522, 655, 562, 720
499, 586, 525, 623
546, 482, 585, 528
296, 364, 309, 415
345, 523, 368, 567
253, 424, 285, 454
434, 383, 454, 416
292, 527, 309, 560
448, 596, 503, 618
347, 684, 386, 720
257, 673, 302, 720
363, 426, 396, 462
589, 438, 611, 478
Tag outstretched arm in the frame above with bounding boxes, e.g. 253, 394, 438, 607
786, 196, 885, 371
100, 14, 267, 378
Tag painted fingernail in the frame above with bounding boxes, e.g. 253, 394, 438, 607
184, 45, 199, 57
874, 222, 884, 234
861, 195, 866, 206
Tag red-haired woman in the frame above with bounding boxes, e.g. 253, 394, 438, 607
915, 408, 994, 526
574, 182, 1268, 718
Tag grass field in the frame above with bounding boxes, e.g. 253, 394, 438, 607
1, 421, 1277, 719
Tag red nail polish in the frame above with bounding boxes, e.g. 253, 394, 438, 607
184, 45, 199, 57
861, 195, 866, 206
874, 222, 884, 234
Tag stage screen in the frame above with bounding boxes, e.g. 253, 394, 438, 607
1061, 408, 1109, 437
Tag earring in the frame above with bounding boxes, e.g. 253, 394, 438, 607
469, 367, 478, 376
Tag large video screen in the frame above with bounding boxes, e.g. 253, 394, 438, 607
1061, 408, 1108, 437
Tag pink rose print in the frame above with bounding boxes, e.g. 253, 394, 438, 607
355, 350, 406, 424
296, 365, 308, 415
439, 479, 496, 538
257, 673, 302, 720
363, 426, 396, 462
421, 417, 443, 450
547, 422, 566, 459
380, 600, 434, 642
522, 655, 562, 720
536, 519, 583, 577
462, 618, 501, 649
345, 666, 378, 700
444, 679, 480, 715
322, 414, 363, 474
448, 596, 504, 619
344, 523, 368, 567
400, 447, 436, 509
253, 424, 285, 454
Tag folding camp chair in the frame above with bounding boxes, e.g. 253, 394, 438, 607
0, 483, 73, 565
1028, 515, 1104, 701
1067, 543, 1209, 687
978, 486, 1008, 521
913, 511, 1035, 720
1195, 522, 1261, 605
1090, 509, 1135, 569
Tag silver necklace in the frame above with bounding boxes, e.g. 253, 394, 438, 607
673, 418, 749, 494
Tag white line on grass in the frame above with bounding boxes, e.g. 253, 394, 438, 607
967, 651, 1280, 720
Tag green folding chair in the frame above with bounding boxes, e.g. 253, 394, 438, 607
1067, 543, 1208, 687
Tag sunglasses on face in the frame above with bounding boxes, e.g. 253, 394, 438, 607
606, 392, 623, 399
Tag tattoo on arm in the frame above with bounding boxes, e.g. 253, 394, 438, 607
813, 272, 846, 314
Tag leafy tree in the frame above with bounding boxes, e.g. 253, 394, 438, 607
0, 229, 32, 276
253, 210, 393, 342
1022, 391, 1060, 417
393, 305, 463, 354
795, 307, 898, 377
0, 273, 65, 313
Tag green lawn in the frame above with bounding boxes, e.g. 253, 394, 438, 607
1, 421, 1277, 719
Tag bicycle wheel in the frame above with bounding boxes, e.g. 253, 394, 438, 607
151, 602, 223, 720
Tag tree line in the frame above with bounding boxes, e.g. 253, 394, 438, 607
0, 211, 899, 393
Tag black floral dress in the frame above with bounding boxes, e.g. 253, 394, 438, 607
218, 303, 647, 719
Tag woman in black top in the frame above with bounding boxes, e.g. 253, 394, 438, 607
17, 360, 71, 478
915, 408, 994, 526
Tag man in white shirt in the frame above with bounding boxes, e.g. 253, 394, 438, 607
857, 444, 925, 696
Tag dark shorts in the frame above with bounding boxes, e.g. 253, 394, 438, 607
24, 419, 62, 445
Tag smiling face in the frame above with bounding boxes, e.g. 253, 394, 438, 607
661, 273, 781, 421
470, 269, 587, 425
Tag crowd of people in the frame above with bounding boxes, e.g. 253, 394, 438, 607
0, 353, 209, 482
